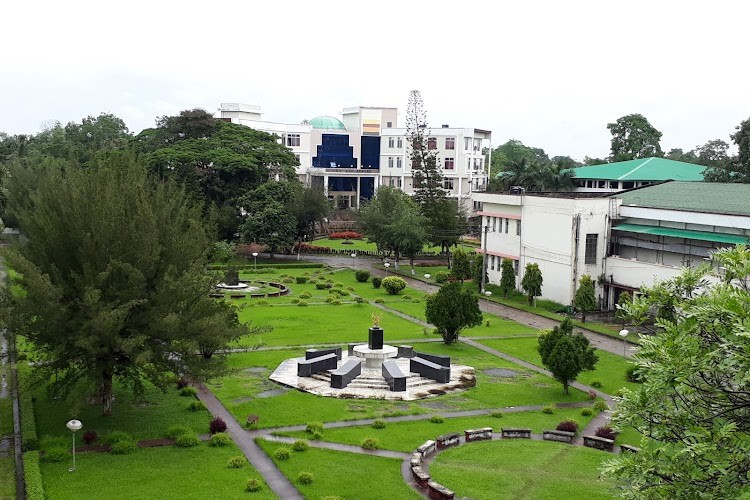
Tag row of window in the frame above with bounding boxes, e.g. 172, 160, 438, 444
387, 178, 403, 188
488, 255, 519, 275
487, 216, 521, 236
385, 157, 457, 170
575, 179, 653, 190
385, 136, 481, 152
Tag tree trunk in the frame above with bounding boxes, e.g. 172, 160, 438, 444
394, 249, 400, 270
581, 312, 586, 323
100, 368, 114, 416
563, 381, 569, 395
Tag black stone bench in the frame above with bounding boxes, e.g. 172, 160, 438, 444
411, 465, 430, 488
501, 427, 532, 439
583, 435, 615, 451
436, 432, 460, 449
464, 427, 492, 442
297, 353, 337, 377
413, 351, 450, 367
427, 480, 455, 499
416, 439, 436, 458
330, 359, 361, 389
410, 357, 450, 383
620, 444, 640, 453
347, 342, 365, 355
543, 429, 575, 443
398, 345, 414, 358
382, 359, 406, 392
209, 293, 224, 298
305, 347, 342, 361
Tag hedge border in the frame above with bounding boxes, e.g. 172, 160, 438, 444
23, 451, 44, 500
20, 389, 37, 451
207, 263, 325, 271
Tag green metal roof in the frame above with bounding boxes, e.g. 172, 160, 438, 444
612, 223, 750, 245
308, 115, 347, 130
618, 181, 750, 216
571, 158, 705, 181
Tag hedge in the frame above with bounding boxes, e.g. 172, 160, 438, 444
20, 389, 38, 451
24, 451, 45, 500
207, 263, 325, 271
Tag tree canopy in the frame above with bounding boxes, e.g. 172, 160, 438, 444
574, 274, 597, 322
5, 156, 248, 415
607, 113, 663, 162
520, 263, 543, 305
704, 116, 750, 183
425, 282, 482, 345
538, 318, 598, 394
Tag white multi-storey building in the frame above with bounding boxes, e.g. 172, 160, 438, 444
217, 103, 491, 212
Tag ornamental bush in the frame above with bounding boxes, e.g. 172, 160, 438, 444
360, 438, 379, 450
176, 376, 190, 389
42, 447, 68, 462
372, 277, 382, 289
435, 271, 449, 283
175, 432, 200, 448
297, 472, 314, 485
246, 479, 263, 492
297, 300, 308, 307
209, 417, 227, 434
355, 270, 370, 282
299, 291, 312, 299
166, 425, 192, 440
209, 433, 231, 447
187, 401, 205, 412
595, 425, 618, 441
180, 386, 197, 397
111, 439, 138, 454
273, 447, 291, 460
371, 419, 386, 429
292, 440, 309, 451
580, 408, 593, 417
329, 231, 362, 240
104, 431, 135, 445
593, 400, 609, 412
295, 277, 308, 284
227, 455, 246, 468
556, 419, 579, 433
316, 283, 327, 290
306, 422, 324, 434
429, 415, 444, 424
381, 276, 406, 295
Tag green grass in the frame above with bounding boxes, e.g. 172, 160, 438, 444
0, 457, 14, 500
256, 438, 420, 499
275, 408, 594, 452
312, 238, 458, 255
430, 440, 615, 499
0, 394, 12, 437
40, 443, 273, 500
210, 343, 589, 428
477, 337, 641, 396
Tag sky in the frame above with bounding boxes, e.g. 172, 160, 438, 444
2, 0, 749, 160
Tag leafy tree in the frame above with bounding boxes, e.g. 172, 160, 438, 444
287, 185, 331, 248
500, 258, 516, 298
211, 241, 236, 263
574, 274, 597, 323
425, 282, 482, 345
520, 263, 543, 305
5, 156, 249, 415
551, 155, 580, 169
450, 247, 472, 282
538, 318, 597, 394
490, 139, 550, 177
492, 158, 574, 192
665, 148, 699, 164
607, 114, 663, 162
356, 186, 428, 269
614, 291, 631, 327
704, 117, 750, 182
240, 203, 296, 258
604, 245, 750, 498
583, 156, 608, 166
471, 252, 488, 291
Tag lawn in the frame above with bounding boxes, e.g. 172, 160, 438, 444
41, 443, 273, 500
429, 440, 615, 499
256, 438, 420, 500
275, 408, 595, 453
311, 238, 459, 255
477, 337, 641, 396
0, 456, 14, 500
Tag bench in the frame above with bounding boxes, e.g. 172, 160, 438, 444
297, 353, 337, 377
410, 357, 450, 383
583, 435, 615, 451
436, 432, 460, 449
416, 440, 436, 458
382, 359, 406, 392
305, 347, 342, 361
411, 466, 430, 488
464, 427, 492, 442
620, 444, 640, 453
410, 452, 422, 467
348, 342, 365, 355
330, 359, 361, 389
209, 293, 224, 298
543, 429, 575, 443
413, 351, 450, 367
501, 428, 531, 439
398, 345, 414, 358
427, 480, 455, 499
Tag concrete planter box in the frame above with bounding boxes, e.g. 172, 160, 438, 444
620, 444, 640, 453
501, 428, 531, 439
436, 433, 460, 449
464, 427, 492, 442
583, 435, 615, 451
417, 440, 436, 458
543, 429, 576, 443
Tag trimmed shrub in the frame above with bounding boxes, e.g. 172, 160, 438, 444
104, 431, 135, 445
316, 283, 327, 290
593, 400, 610, 412
403, 294, 412, 300
209, 433, 231, 447
371, 419, 386, 429
556, 419, 579, 433
311, 431, 323, 440
295, 277, 308, 284
42, 447, 68, 462
429, 415, 444, 424
331, 300, 342, 306
299, 291, 312, 299
590, 380, 603, 388
542, 405, 555, 414
20, 392, 38, 451
291, 298, 300, 304
175, 432, 200, 448
297, 472, 314, 485
166, 425, 192, 440
381, 276, 407, 295
82, 430, 98, 445
210, 417, 227, 434
435, 271, 449, 283
329, 231, 363, 240
292, 440, 309, 452
23, 451, 44, 500
306, 422, 324, 434
374, 298, 384, 304
256, 300, 270, 306
355, 270, 371, 283
355, 296, 365, 304
412, 298, 420, 303
180, 386, 198, 397
187, 401, 205, 412
40, 436, 68, 451
297, 300, 308, 307
227, 455, 246, 468
595, 425, 618, 441
111, 439, 138, 454
490, 411, 504, 419
246, 479, 263, 492
372, 277, 382, 289
346, 286, 355, 291
360, 438, 379, 450
580, 408, 593, 417
273, 447, 291, 460
281, 277, 295, 284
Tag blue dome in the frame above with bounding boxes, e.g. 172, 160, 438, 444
309, 115, 346, 130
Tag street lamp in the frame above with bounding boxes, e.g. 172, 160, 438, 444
619, 329, 629, 357
384, 262, 390, 276
252, 252, 258, 271
66, 419, 82, 472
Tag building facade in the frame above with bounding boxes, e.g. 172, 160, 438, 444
217, 103, 491, 211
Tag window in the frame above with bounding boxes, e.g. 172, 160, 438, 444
513, 260, 519, 275
598, 180, 606, 188
516, 220, 521, 236
397, 178, 402, 188
396, 157, 402, 168
386, 121, 393, 128
443, 178, 454, 190
388, 157, 394, 168
491, 255, 495, 271
465, 138, 470, 150
444, 158, 455, 170
474, 139, 481, 152
505, 218, 509, 233
428, 137, 437, 150
492, 217, 497, 232
622, 181, 634, 189
388, 137, 394, 148
286, 134, 300, 147
445, 137, 455, 150
389, 178, 394, 187
397, 137, 403, 148
585, 234, 598, 264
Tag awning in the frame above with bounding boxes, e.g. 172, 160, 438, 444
612, 223, 750, 245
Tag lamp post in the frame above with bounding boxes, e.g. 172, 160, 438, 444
66, 419, 82, 472
619, 329, 629, 357
384, 262, 390, 276
252, 252, 258, 271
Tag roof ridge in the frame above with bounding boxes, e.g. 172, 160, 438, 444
617, 157, 655, 180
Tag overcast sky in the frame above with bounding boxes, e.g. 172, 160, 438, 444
2, 0, 748, 160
